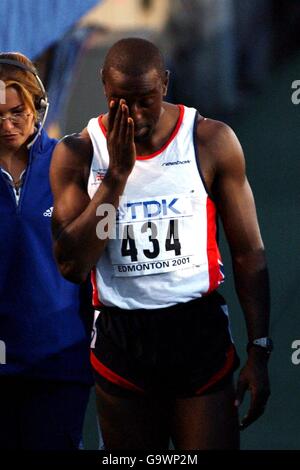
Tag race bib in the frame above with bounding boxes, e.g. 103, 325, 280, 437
108, 193, 200, 277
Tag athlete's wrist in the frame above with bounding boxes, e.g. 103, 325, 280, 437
105, 168, 130, 186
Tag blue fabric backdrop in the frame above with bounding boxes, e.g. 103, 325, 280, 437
0, 0, 100, 58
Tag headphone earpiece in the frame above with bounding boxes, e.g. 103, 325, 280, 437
40, 98, 48, 109
36, 98, 48, 110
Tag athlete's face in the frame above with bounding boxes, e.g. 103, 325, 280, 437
0, 86, 35, 151
103, 67, 168, 143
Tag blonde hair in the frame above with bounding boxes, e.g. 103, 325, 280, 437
0, 52, 43, 122
4, 80, 37, 121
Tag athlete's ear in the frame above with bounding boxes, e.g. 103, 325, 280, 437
100, 69, 105, 85
100, 68, 108, 97
162, 70, 170, 96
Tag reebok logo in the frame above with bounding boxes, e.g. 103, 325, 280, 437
43, 207, 53, 217
162, 160, 191, 166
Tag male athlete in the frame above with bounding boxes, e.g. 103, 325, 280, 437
50, 38, 271, 450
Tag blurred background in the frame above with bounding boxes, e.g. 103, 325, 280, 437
1, 0, 300, 450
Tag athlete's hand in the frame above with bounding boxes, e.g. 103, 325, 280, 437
235, 352, 270, 430
107, 99, 136, 178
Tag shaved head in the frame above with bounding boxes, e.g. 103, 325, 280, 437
102, 37, 166, 80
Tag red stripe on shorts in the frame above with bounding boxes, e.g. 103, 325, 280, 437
195, 344, 236, 395
90, 350, 145, 393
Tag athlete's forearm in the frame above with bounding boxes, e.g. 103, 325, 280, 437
232, 247, 270, 344
54, 172, 128, 283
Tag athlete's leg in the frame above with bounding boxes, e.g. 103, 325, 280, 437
95, 383, 171, 450
170, 380, 239, 450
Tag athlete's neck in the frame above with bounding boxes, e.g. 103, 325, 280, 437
135, 103, 180, 156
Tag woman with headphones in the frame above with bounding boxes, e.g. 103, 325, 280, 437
0, 52, 93, 450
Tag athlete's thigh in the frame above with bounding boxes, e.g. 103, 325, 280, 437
171, 380, 239, 450
95, 383, 171, 450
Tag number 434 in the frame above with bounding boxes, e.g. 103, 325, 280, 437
121, 219, 181, 262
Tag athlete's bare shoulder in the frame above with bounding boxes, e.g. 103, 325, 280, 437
51, 128, 93, 186
196, 116, 239, 155
194, 115, 245, 192
58, 128, 93, 166
51, 128, 93, 179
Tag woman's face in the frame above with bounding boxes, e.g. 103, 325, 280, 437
0, 86, 35, 152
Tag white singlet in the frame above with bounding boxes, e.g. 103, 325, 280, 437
87, 105, 224, 309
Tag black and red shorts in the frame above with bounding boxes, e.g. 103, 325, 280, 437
90, 291, 240, 398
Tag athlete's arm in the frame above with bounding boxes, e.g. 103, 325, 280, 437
50, 99, 135, 283
197, 118, 271, 429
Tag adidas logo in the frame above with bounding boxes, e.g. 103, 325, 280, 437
43, 207, 53, 217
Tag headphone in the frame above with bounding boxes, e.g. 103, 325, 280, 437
0, 58, 49, 148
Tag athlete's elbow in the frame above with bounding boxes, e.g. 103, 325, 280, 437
232, 247, 268, 272
53, 241, 87, 283
55, 255, 88, 284
60, 263, 88, 284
